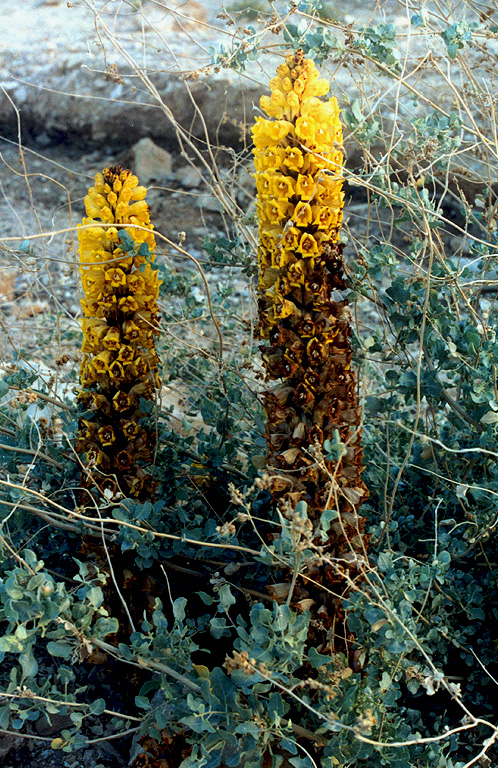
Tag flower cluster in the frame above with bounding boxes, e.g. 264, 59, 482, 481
253, 52, 368, 649
77, 166, 160, 499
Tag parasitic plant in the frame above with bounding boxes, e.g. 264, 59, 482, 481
253, 51, 368, 650
77, 166, 161, 500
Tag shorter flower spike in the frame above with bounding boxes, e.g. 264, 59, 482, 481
77, 166, 161, 499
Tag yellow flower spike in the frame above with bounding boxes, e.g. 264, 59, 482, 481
77, 165, 160, 500
253, 52, 368, 652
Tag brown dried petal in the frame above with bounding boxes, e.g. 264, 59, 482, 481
294, 382, 315, 408
278, 447, 301, 466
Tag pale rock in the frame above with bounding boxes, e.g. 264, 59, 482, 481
176, 164, 203, 189
132, 137, 173, 185
12, 299, 50, 319
195, 193, 224, 212
0, 267, 17, 304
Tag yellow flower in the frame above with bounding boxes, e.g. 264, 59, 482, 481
295, 116, 316, 143
255, 172, 273, 198
279, 249, 298, 268
79, 420, 97, 440
132, 356, 149, 378
254, 147, 286, 172
92, 350, 113, 373
102, 328, 121, 350
265, 200, 294, 225
81, 267, 106, 299
283, 147, 304, 172
295, 174, 317, 201
273, 295, 297, 320
118, 296, 139, 314
293, 202, 313, 227
117, 345, 135, 364
281, 226, 302, 250
104, 267, 127, 288
288, 260, 306, 286
297, 233, 320, 257
259, 94, 285, 119
98, 425, 116, 446
122, 421, 139, 438
108, 360, 125, 382
272, 174, 296, 199
82, 318, 109, 349
112, 390, 132, 412
122, 319, 142, 341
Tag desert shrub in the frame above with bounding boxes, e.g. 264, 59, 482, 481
2, 0, 498, 766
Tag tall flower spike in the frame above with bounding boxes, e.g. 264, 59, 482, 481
253, 52, 368, 654
77, 166, 161, 500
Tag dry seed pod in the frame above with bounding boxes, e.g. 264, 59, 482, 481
77, 166, 160, 499
252, 52, 369, 653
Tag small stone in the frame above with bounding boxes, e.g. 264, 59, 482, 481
175, 164, 202, 189
195, 193, 223, 213
132, 137, 173, 185
0, 267, 17, 304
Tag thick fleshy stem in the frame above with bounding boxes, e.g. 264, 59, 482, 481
76, 166, 161, 500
